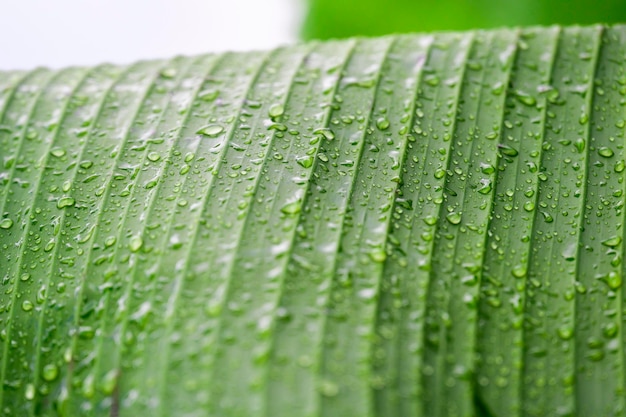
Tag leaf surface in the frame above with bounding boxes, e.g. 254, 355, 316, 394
1, 25, 625, 417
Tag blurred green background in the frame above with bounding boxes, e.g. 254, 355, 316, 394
303, 0, 626, 40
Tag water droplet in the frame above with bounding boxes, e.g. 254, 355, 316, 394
57, 197, 75, 209
25, 383, 35, 400
129, 236, 143, 252
368, 249, 387, 263
281, 201, 302, 215
587, 350, 605, 362
511, 265, 527, 278
268, 122, 288, 132
313, 128, 335, 140
491, 82, 505, 95
358, 288, 377, 300
598, 147, 614, 158
499, 144, 518, 157
515, 91, 536, 107
296, 155, 314, 168
197, 125, 224, 137
22, 300, 33, 312
425, 75, 440, 86
574, 138, 586, 153
477, 179, 492, 194
101, 370, 118, 395
199, 89, 220, 101
480, 163, 495, 174
541, 211, 553, 223
0, 218, 13, 229
50, 148, 66, 158
602, 236, 622, 248
319, 380, 339, 397
579, 113, 589, 125
376, 117, 390, 130
105, 236, 117, 248
147, 152, 160, 162
446, 212, 462, 225
82, 374, 95, 398
159, 68, 176, 78
523, 201, 535, 212
557, 325, 574, 340
423, 215, 437, 226
603, 322, 618, 338
269, 103, 285, 118
479, 130, 497, 141
434, 168, 446, 179
42, 364, 59, 382
614, 160, 625, 173
605, 272, 622, 290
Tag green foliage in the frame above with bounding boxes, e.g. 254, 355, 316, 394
303, 0, 626, 40
1, 24, 626, 417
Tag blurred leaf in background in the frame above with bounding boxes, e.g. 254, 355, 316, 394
302, 0, 626, 40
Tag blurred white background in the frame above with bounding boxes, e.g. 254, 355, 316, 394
0, 0, 301, 70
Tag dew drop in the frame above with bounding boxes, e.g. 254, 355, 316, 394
541, 211, 553, 223
57, 197, 75, 209
477, 179, 492, 195
313, 128, 335, 140
605, 272, 622, 290
423, 215, 437, 226
42, 364, 59, 382
50, 148, 66, 158
129, 236, 143, 252
602, 236, 622, 248
579, 113, 589, 125
268, 103, 285, 118
598, 147, 614, 158
425, 75, 440, 86
281, 201, 302, 215
480, 163, 495, 174
557, 325, 574, 340
574, 138, 586, 153
25, 383, 35, 400
515, 91, 536, 107
498, 144, 519, 157
446, 212, 462, 225
511, 265, 527, 278
376, 117, 390, 131
319, 380, 339, 397
368, 249, 387, 263
199, 89, 220, 101
79, 160, 93, 169
0, 218, 13, 229
296, 155, 314, 169
147, 152, 161, 162
159, 68, 176, 79
197, 125, 224, 137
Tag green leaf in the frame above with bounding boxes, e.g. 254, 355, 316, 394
302, 0, 626, 40
1, 24, 626, 417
